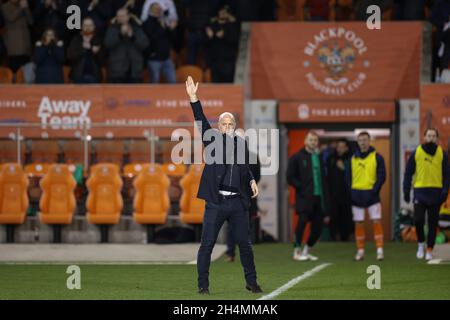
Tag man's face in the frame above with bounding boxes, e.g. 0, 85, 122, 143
424, 130, 438, 144
357, 134, 370, 151
150, 3, 162, 17
336, 141, 348, 156
117, 9, 130, 25
218, 115, 235, 136
82, 19, 95, 34
305, 133, 319, 151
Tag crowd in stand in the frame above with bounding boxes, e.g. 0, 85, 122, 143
0, 0, 449, 84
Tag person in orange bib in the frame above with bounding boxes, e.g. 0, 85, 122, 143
347, 131, 386, 261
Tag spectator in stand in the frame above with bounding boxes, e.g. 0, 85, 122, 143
183, 0, 218, 66
304, 0, 332, 21
33, 28, 64, 84
70, 0, 113, 38
0, 13, 6, 65
104, 8, 149, 83
205, 5, 239, 83
1, 0, 34, 73
141, 0, 178, 26
393, 0, 426, 20
353, 0, 394, 21
142, 2, 176, 83
226, 0, 276, 22
67, 17, 103, 83
430, 1, 450, 82
113, 0, 145, 17
331, 0, 353, 21
33, 0, 67, 43
438, 15, 450, 82
431, 0, 450, 37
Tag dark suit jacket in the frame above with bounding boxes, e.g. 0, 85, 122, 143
190, 100, 255, 209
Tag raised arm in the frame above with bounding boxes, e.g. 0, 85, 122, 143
185, 76, 212, 141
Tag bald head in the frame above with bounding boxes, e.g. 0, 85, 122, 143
218, 112, 236, 136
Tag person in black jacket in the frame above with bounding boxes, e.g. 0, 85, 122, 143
205, 5, 240, 83
326, 138, 353, 241
104, 8, 149, 83
70, 0, 113, 39
141, 2, 176, 83
185, 76, 262, 295
183, 0, 217, 65
225, 128, 261, 262
67, 17, 103, 83
287, 131, 330, 262
32, 0, 67, 43
33, 28, 65, 84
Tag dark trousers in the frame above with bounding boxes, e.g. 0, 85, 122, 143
226, 216, 259, 257
8, 55, 30, 73
295, 196, 323, 247
197, 196, 257, 289
414, 202, 440, 249
329, 200, 353, 241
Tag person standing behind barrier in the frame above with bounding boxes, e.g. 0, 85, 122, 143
34, 28, 64, 84
287, 131, 330, 262
347, 131, 386, 261
104, 8, 149, 83
327, 138, 353, 241
403, 128, 450, 261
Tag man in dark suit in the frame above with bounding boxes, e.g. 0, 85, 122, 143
185, 76, 262, 295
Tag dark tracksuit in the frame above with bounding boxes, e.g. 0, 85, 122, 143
346, 146, 386, 209
191, 100, 258, 289
326, 151, 353, 241
403, 143, 450, 249
287, 148, 329, 247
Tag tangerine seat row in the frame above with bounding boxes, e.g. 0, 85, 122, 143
0, 163, 205, 243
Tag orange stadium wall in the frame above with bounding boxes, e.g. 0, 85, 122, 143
0, 85, 243, 139
250, 22, 422, 101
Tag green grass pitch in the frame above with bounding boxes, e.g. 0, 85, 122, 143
0, 242, 449, 300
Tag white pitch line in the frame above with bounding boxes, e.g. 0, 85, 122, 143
258, 263, 332, 300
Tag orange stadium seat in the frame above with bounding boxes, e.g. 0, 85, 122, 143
15, 67, 25, 84
133, 163, 170, 242
0, 67, 13, 84
86, 163, 123, 242
63, 66, 71, 83
179, 164, 205, 241
39, 164, 77, 242
176, 65, 203, 83
0, 163, 29, 242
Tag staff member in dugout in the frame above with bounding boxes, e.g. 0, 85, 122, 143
403, 128, 450, 261
347, 131, 386, 262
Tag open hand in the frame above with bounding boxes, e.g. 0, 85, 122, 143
250, 180, 259, 198
185, 76, 199, 101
